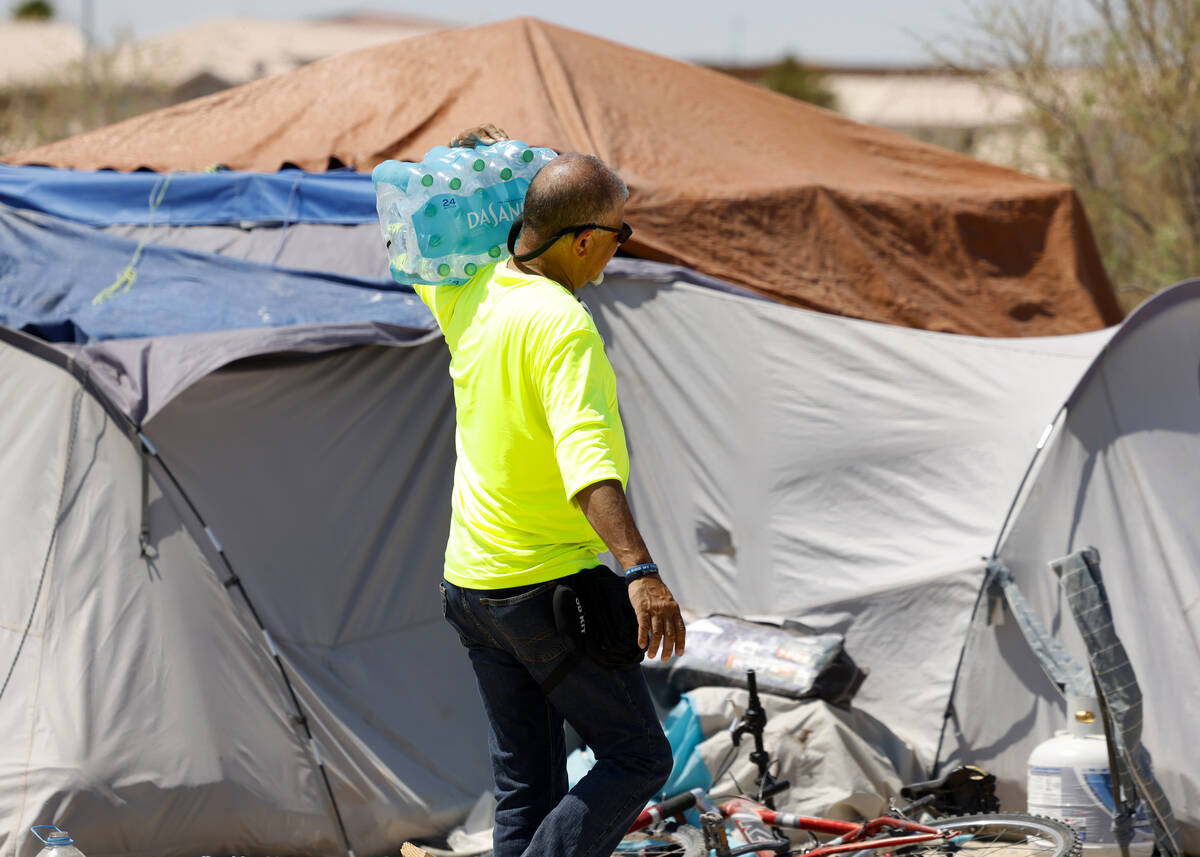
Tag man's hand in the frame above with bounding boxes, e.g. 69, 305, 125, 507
628, 575, 686, 661
574, 479, 687, 661
449, 124, 510, 147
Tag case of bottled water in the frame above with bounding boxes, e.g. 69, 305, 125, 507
373, 141, 558, 286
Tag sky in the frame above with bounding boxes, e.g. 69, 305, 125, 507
59, 0, 978, 66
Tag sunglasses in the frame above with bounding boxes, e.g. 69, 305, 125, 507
575, 222, 634, 244
508, 219, 633, 262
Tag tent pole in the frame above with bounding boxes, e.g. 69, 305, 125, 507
990, 405, 1065, 558
0, 328, 360, 855
139, 439, 359, 857
930, 566, 990, 775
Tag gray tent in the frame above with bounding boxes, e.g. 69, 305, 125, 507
2, 166, 1196, 853
938, 280, 1200, 851
3, 222, 1140, 857
0, 326, 482, 857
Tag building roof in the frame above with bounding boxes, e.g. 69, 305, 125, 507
111, 15, 447, 90
0, 21, 85, 88
711, 62, 1030, 129
827, 71, 1028, 129
313, 11, 456, 30
6, 17, 1121, 335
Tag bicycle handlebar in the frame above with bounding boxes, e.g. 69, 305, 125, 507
657, 788, 706, 818
635, 779, 793, 830
631, 672, 785, 833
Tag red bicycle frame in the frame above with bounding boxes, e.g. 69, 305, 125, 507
630, 788, 945, 857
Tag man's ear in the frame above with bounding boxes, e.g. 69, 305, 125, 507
572, 231, 592, 258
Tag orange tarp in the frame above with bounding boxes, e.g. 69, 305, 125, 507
6, 17, 1122, 335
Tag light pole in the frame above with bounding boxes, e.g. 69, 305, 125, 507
81, 0, 94, 90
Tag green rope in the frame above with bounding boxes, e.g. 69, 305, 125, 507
92, 172, 174, 306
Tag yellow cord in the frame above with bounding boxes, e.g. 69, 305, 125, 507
92, 172, 174, 306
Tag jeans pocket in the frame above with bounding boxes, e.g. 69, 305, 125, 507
440, 582, 473, 649
480, 582, 568, 664
477, 579, 559, 606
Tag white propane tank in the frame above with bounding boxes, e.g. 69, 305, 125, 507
1027, 696, 1154, 857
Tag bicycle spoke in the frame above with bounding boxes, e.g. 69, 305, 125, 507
880, 815, 1079, 857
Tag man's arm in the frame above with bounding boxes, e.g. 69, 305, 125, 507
575, 479, 686, 661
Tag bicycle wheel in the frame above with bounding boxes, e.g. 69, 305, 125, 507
612, 824, 707, 857
886, 813, 1080, 857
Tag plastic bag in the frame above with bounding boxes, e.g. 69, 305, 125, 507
642, 614, 866, 707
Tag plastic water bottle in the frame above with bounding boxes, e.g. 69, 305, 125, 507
31, 826, 85, 857
372, 140, 557, 286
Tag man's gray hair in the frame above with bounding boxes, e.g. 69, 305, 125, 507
522, 153, 628, 243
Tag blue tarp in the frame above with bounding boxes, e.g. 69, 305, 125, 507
0, 205, 432, 343
0, 164, 756, 347
0, 164, 378, 226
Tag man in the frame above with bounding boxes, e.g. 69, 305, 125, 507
406, 125, 687, 857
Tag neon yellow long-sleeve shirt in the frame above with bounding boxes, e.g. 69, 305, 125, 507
415, 261, 629, 589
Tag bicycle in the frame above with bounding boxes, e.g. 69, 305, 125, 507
615, 672, 1081, 857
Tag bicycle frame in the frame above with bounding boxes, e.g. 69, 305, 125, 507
630, 788, 946, 857
627, 672, 947, 857
741, 806, 944, 857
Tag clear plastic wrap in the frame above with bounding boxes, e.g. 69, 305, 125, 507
372, 141, 557, 285
643, 614, 866, 707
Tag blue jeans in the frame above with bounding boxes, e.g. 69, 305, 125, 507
441, 571, 673, 857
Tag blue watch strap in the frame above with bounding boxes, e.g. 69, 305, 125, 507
624, 562, 659, 583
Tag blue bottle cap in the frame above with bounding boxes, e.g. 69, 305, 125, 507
31, 826, 73, 846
